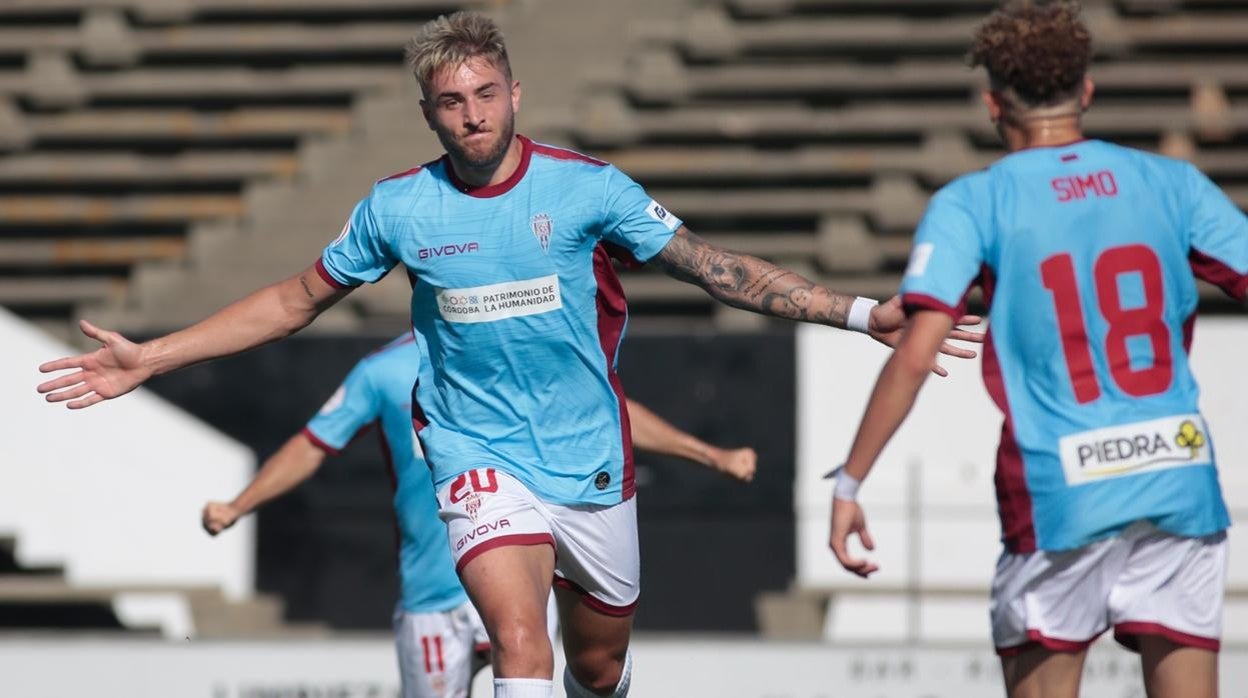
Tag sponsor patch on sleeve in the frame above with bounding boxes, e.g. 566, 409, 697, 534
318, 384, 347, 415
905, 243, 934, 277
645, 200, 680, 231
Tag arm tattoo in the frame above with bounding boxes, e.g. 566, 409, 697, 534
652, 229, 854, 327
299, 275, 315, 300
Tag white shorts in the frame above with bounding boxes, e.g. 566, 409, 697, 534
393, 601, 488, 698
437, 467, 640, 615
991, 521, 1227, 656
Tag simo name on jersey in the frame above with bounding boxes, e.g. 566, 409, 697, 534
1052, 170, 1119, 202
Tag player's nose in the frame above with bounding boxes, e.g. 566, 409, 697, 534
462, 99, 485, 130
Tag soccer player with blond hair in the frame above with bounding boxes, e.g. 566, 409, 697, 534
39, 11, 981, 697
200, 332, 757, 698
828, 3, 1247, 697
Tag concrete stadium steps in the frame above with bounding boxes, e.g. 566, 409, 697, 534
643, 5, 1248, 60
18, 107, 354, 145
594, 137, 990, 184
575, 95, 1248, 146
625, 53, 1248, 104
1, 60, 409, 110
0, 577, 329, 638
2, 0, 1244, 330
0, 534, 325, 638
0, 0, 490, 330
0, 0, 491, 22
0, 14, 428, 66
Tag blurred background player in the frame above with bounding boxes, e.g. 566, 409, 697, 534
36, 10, 981, 698
200, 331, 757, 698
828, 3, 1247, 698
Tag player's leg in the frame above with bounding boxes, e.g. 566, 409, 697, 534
467, 601, 492, 694
556, 587, 633, 696
999, 646, 1087, 698
437, 468, 559, 696
545, 497, 640, 696
1108, 525, 1225, 698
394, 601, 479, 698
459, 543, 556, 679
1138, 638, 1216, 698
990, 535, 1125, 698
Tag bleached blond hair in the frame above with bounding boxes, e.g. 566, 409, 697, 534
404, 11, 512, 97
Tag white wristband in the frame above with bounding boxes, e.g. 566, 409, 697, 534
829, 466, 862, 502
847, 296, 878, 334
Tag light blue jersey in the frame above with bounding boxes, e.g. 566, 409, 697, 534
304, 333, 467, 614
901, 139, 1248, 552
317, 135, 680, 505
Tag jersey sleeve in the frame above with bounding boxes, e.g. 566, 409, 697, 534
1185, 164, 1248, 300
317, 192, 396, 289
599, 166, 682, 263
303, 360, 381, 454
900, 183, 986, 318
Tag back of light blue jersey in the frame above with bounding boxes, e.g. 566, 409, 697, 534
901, 139, 1248, 552
316, 136, 680, 506
304, 334, 467, 614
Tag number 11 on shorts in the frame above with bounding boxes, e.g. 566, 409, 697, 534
421, 635, 446, 673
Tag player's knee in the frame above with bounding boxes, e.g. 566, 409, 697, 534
566, 649, 625, 693
491, 621, 553, 673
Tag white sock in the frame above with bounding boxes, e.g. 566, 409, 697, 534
563, 651, 633, 698
494, 678, 553, 698
614, 651, 633, 697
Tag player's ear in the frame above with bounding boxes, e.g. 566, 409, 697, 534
510, 80, 521, 114
419, 98, 435, 130
1080, 76, 1095, 112
982, 90, 1003, 124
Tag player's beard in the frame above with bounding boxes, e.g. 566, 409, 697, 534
439, 116, 515, 173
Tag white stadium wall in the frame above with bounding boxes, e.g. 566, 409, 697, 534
0, 307, 256, 601
796, 317, 1248, 643
3, 636, 1248, 697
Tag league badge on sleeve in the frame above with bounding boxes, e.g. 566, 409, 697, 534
646, 199, 680, 231
531, 213, 553, 253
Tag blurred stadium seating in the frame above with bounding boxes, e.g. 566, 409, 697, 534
3, 0, 1247, 341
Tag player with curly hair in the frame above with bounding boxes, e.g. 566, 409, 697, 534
828, 3, 1246, 697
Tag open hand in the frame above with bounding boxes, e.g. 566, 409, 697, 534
867, 296, 984, 377
37, 320, 151, 409
828, 498, 879, 578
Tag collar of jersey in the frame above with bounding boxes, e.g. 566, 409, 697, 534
442, 134, 534, 198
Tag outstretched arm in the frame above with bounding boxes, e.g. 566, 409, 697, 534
203, 432, 328, 536
650, 227, 983, 368
626, 398, 757, 483
827, 310, 954, 578
37, 262, 350, 409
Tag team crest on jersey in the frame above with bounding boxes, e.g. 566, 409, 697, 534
531, 213, 553, 253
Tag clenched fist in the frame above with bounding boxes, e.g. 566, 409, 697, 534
202, 501, 242, 536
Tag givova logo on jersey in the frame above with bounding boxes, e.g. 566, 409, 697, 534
1059, 414, 1212, 486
